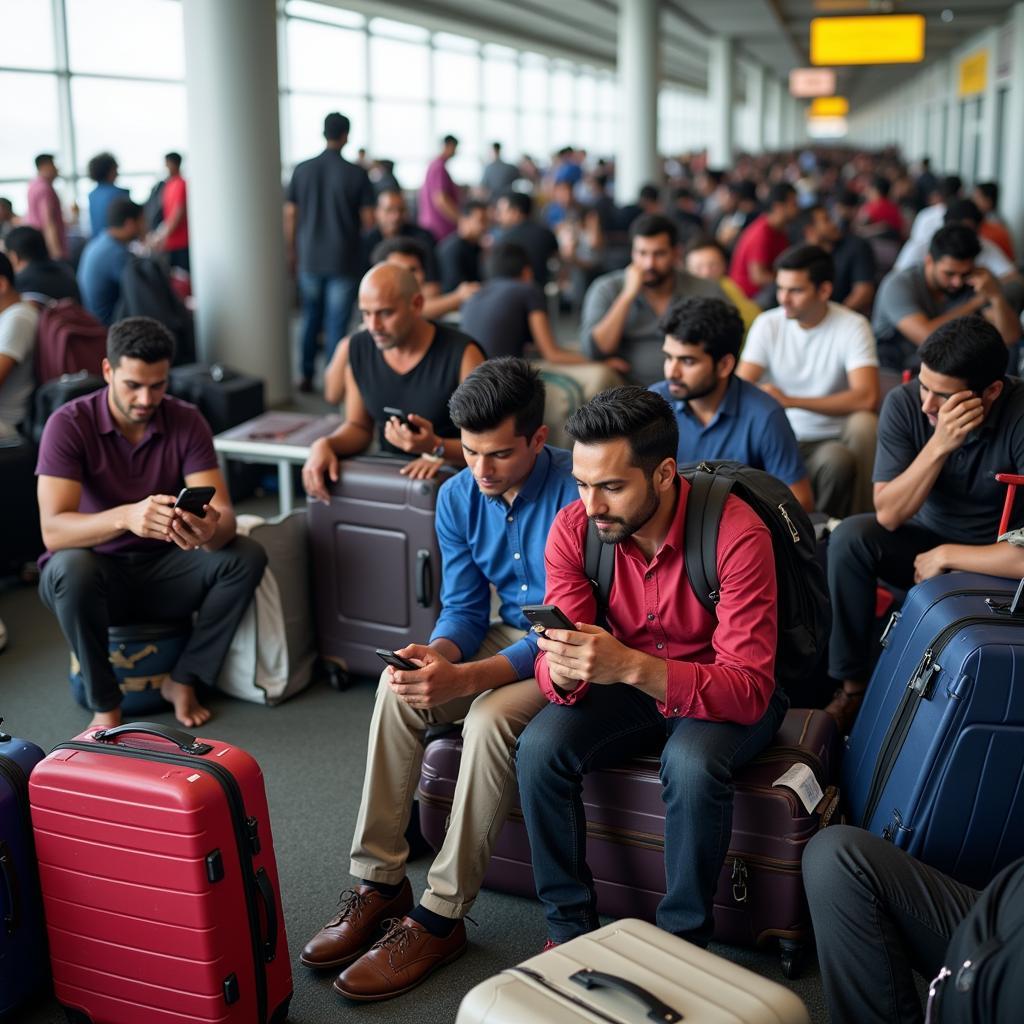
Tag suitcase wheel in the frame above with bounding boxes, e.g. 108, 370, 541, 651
325, 663, 351, 691
779, 938, 804, 980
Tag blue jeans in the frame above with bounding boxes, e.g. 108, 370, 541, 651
297, 272, 358, 381
515, 683, 788, 945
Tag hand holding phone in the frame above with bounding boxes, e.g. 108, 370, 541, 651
375, 648, 420, 671
522, 604, 577, 635
173, 486, 216, 519
383, 407, 421, 433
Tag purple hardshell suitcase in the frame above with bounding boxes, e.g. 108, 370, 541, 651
418, 708, 839, 978
308, 455, 453, 688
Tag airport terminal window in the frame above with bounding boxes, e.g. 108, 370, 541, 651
369, 35, 430, 101
0, 72, 61, 183
287, 92, 368, 167
0, 0, 55, 70
66, 0, 184, 80
286, 18, 366, 96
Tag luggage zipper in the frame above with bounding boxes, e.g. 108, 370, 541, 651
860, 596, 1016, 830
0, 755, 29, 812
53, 741, 272, 1024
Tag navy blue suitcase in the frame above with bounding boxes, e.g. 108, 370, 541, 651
0, 720, 47, 1016
842, 572, 1024, 887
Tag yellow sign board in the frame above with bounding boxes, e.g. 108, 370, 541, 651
810, 15, 925, 66
958, 50, 989, 97
810, 96, 849, 117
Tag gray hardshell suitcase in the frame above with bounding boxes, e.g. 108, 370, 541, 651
308, 455, 452, 688
456, 918, 810, 1024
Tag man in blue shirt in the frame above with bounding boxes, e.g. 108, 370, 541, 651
649, 296, 813, 510
77, 198, 145, 325
302, 357, 579, 1001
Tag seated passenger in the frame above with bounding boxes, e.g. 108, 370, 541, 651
435, 200, 488, 295
35, 317, 266, 729
4, 225, 81, 303
362, 188, 439, 282
516, 387, 787, 948
825, 317, 1024, 733
305, 359, 579, 1001
793, 202, 875, 316
492, 191, 559, 289
649, 296, 812, 510
728, 182, 799, 303
684, 237, 761, 332
77, 198, 145, 326
874, 224, 1020, 372
804, 825, 1017, 1024
303, 263, 484, 489
581, 214, 726, 387
737, 245, 880, 518
0, 252, 39, 440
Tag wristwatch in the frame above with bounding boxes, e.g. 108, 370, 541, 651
423, 438, 446, 463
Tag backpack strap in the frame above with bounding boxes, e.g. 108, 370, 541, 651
683, 469, 734, 616
584, 519, 614, 627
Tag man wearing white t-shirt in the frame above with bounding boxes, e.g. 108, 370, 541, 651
737, 245, 880, 517
0, 252, 39, 440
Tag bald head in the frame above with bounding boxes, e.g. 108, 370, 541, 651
359, 262, 425, 350
361, 262, 420, 303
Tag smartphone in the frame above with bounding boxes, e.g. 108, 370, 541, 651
173, 485, 215, 518
375, 648, 419, 671
383, 406, 421, 433
522, 604, 576, 635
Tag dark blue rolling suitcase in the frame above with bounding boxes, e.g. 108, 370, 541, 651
842, 573, 1024, 887
0, 720, 47, 1016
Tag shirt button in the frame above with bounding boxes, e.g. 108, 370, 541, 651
521, 584, 528, 591
513, 552, 521, 560
672, 706, 681, 715
507, 515, 514, 522
647, 612, 655, 621
656, 643, 664, 650
645, 572, 653, 581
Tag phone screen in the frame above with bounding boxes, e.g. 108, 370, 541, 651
522, 604, 576, 634
375, 648, 418, 671
173, 486, 215, 518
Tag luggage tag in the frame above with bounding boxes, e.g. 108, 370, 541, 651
772, 763, 823, 814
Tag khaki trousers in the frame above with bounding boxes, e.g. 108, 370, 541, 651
349, 623, 548, 919
798, 410, 878, 518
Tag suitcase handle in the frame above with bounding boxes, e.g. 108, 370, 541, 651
570, 969, 683, 1023
92, 722, 213, 756
0, 841, 21, 935
254, 867, 279, 962
416, 548, 433, 607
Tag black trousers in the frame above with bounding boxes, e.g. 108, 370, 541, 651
804, 826, 978, 1024
827, 514, 944, 683
39, 538, 266, 712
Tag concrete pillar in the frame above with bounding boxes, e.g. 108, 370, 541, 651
977, 28, 1000, 181
748, 63, 766, 153
182, 0, 291, 403
707, 37, 734, 167
765, 76, 783, 151
1002, 4, 1024, 251
616, 0, 659, 201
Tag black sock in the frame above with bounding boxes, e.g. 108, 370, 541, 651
408, 903, 457, 937
362, 879, 402, 899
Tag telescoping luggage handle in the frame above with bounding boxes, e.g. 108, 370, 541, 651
91, 722, 213, 756
570, 969, 683, 1023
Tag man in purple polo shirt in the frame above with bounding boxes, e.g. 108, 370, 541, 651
35, 317, 266, 729
418, 135, 461, 242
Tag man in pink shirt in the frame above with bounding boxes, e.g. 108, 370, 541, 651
418, 135, 461, 242
515, 386, 786, 947
25, 154, 67, 261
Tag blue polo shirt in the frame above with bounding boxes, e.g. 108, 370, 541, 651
430, 445, 579, 678
77, 232, 130, 325
650, 376, 807, 485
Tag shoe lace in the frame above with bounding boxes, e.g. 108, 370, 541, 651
372, 918, 417, 965
326, 887, 372, 927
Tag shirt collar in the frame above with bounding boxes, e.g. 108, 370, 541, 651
487, 445, 553, 508
677, 376, 738, 428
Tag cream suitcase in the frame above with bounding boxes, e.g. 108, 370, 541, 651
456, 919, 810, 1024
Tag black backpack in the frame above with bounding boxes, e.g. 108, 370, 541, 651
933, 856, 1024, 1023
584, 460, 832, 696
114, 256, 195, 365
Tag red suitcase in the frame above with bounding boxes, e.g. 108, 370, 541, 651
29, 723, 292, 1024
418, 708, 839, 977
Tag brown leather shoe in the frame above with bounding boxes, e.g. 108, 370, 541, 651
824, 685, 866, 736
299, 880, 413, 969
333, 915, 467, 1002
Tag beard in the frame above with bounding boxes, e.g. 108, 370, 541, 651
591, 479, 660, 544
667, 374, 718, 402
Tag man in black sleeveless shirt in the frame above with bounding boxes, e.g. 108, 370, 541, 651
303, 263, 485, 493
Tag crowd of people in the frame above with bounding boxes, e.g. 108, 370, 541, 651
4, 110, 1024, 1023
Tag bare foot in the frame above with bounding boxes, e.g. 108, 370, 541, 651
160, 679, 212, 729
88, 708, 122, 730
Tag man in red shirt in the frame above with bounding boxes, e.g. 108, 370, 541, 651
515, 387, 787, 946
728, 182, 798, 302
151, 152, 190, 272
858, 176, 904, 239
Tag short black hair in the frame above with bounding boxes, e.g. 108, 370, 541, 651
794, 203, 826, 237
638, 184, 660, 203
491, 142, 502, 152
34, 153, 55, 170
165, 151, 182, 168
871, 175, 891, 197
938, 175, 963, 201
943, 199, 983, 228
107, 197, 144, 229
976, 181, 999, 208
323, 112, 350, 140
731, 180, 758, 203
767, 182, 797, 208
630, 213, 678, 247
443, 134, 459, 147
836, 188, 861, 208
929, 223, 981, 263
566, 387, 678, 475
370, 235, 428, 271
87, 151, 118, 183
659, 296, 743, 364
4, 226, 48, 263
461, 199, 488, 217
487, 241, 529, 280
776, 243, 834, 286
107, 316, 175, 367
0, 197, 12, 213
0, 252, 13, 286
671, 187, 695, 203
501, 191, 532, 217
919, 317, 1008, 393
448, 356, 545, 438
685, 235, 728, 262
